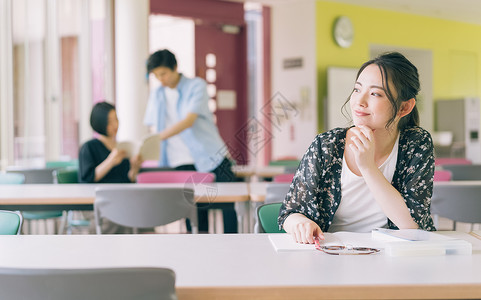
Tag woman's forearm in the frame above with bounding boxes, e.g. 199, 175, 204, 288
362, 167, 418, 229
159, 113, 198, 140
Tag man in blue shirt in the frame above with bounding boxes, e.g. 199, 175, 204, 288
144, 49, 237, 233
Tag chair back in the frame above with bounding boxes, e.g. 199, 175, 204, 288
54, 168, 79, 184
273, 173, 294, 183
94, 186, 198, 233
46, 160, 79, 169
0, 267, 177, 300
137, 171, 215, 184
265, 183, 291, 204
435, 158, 472, 166
440, 164, 481, 180
269, 159, 300, 168
6, 169, 64, 221
6, 168, 56, 183
431, 184, 481, 224
0, 211, 23, 235
433, 170, 452, 182
256, 203, 285, 233
0, 173, 25, 184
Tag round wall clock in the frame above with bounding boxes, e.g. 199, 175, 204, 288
333, 16, 354, 48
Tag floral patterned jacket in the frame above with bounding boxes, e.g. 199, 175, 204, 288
278, 126, 436, 232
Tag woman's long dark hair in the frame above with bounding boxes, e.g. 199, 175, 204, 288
342, 52, 420, 131
90, 101, 115, 136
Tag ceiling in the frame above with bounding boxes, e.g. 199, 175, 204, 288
232, 0, 481, 26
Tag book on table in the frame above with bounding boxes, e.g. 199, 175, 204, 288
371, 228, 472, 256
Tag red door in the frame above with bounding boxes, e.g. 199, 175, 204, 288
195, 23, 248, 165
150, 0, 249, 165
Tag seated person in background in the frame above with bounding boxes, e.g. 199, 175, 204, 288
79, 101, 142, 183
278, 52, 435, 244
79, 101, 143, 233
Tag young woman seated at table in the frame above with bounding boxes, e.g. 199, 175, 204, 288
278, 52, 435, 244
79, 101, 142, 183
78, 102, 144, 234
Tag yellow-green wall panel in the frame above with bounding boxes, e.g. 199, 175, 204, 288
316, 0, 481, 132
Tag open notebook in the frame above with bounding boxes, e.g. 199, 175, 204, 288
117, 134, 160, 161
269, 230, 472, 256
268, 232, 384, 252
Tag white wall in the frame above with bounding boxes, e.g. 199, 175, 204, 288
270, 0, 318, 160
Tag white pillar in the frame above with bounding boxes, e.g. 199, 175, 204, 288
44, 0, 61, 161
0, 0, 15, 170
79, 0, 93, 145
114, 0, 150, 143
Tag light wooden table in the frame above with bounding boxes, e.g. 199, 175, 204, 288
0, 232, 479, 299
232, 165, 286, 181
0, 183, 249, 209
0, 183, 251, 232
249, 181, 270, 202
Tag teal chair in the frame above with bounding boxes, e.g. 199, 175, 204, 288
0, 173, 25, 184
255, 203, 286, 233
0, 210, 23, 235
46, 160, 79, 169
5, 169, 66, 234
0, 174, 26, 234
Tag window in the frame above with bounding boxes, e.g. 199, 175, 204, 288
1, 0, 114, 168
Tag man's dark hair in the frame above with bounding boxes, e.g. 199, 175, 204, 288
146, 49, 177, 73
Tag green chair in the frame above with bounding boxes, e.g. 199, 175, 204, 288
54, 168, 90, 234
0, 210, 23, 235
268, 159, 300, 175
54, 168, 79, 184
255, 202, 286, 233
269, 159, 300, 168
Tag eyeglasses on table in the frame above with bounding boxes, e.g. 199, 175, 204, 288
314, 238, 380, 255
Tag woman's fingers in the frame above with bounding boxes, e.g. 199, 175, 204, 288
351, 126, 371, 146
292, 222, 322, 244
292, 230, 302, 244
285, 214, 322, 244
306, 225, 317, 244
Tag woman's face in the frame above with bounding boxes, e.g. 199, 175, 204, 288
152, 66, 178, 88
349, 64, 398, 131
106, 109, 119, 138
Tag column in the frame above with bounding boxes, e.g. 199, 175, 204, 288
114, 0, 150, 143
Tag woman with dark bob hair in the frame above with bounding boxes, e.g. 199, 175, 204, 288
79, 101, 142, 183
279, 52, 435, 244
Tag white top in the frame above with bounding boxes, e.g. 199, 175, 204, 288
329, 135, 399, 233
164, 87, 194, 167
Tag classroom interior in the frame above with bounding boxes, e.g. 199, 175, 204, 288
2, 0, 481, 232
0, 0, 481, 299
